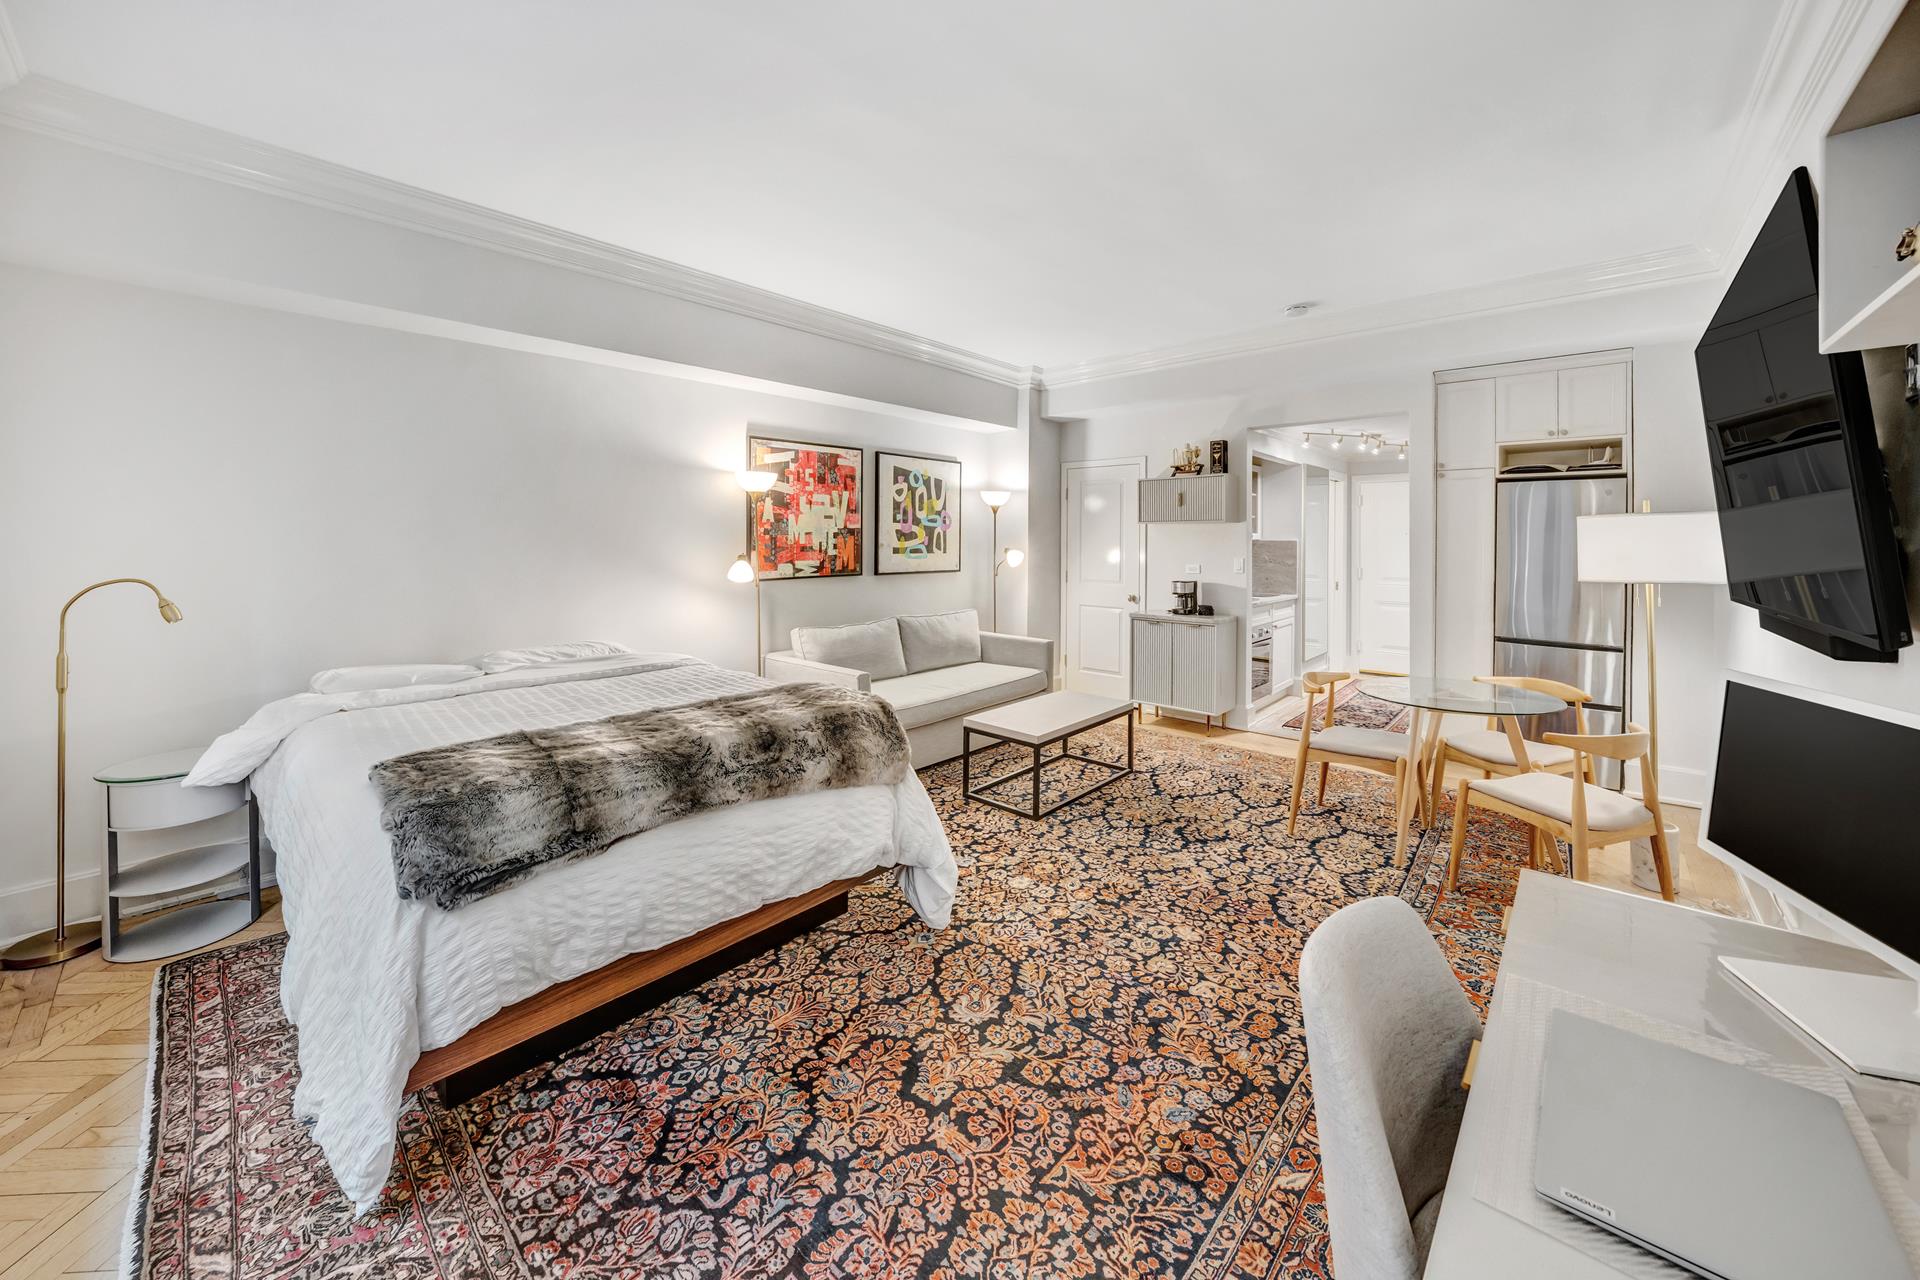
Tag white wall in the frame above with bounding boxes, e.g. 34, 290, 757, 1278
1059, 398, 1250, 622
0, 262, 1004, 940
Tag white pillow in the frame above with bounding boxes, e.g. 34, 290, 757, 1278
308, 663, 482, 695
474, 640, 635, 674
790, 619, 909, 680
898, 609, 983, 673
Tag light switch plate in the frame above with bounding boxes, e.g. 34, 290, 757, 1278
1185, 563, 1201, 575
1234, 556, 1247, 573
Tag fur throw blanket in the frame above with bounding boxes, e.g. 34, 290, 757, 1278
369, 682, 910, 909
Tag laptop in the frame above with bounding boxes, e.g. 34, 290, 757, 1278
1534, 1010, 1913, 1280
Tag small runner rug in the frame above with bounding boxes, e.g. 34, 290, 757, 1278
129, 726, 1535, 1279
1281, 681, 1414, 733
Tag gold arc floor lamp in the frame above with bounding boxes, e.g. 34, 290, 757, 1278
734, 468, 776, 674
5, 579, 184, 971
979, 490, 1024, 633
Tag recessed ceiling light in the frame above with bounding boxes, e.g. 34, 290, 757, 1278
1284, 303, 1312, 318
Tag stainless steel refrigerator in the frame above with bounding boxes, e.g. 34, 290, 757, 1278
1494, 471, 1630, 786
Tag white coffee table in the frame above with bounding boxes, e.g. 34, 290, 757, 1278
961, 691, 1135, 818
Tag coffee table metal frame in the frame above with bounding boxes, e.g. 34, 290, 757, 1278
961, 706, 1135, 819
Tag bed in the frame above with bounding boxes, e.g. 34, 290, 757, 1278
184, 652, 958, 1212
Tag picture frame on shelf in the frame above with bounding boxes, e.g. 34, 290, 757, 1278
874, 451, 962, 574
746, 435, 864, 579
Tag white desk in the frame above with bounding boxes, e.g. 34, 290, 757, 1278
1426, 873, 1920, 1278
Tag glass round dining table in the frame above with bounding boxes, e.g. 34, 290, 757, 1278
1358, 676, 1567, 858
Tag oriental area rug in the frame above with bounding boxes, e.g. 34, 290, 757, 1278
129, 725, 1532, 1279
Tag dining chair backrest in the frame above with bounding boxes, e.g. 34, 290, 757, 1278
1541, 725, 1662, 831
1301, 670, 1353, 735
1474, 674, 1592, 734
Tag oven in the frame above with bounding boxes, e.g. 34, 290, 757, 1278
1250, 623, 1272, 700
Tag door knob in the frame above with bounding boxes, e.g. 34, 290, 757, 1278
1127, 593, 1139, 603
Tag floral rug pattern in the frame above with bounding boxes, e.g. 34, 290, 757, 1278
132, 727, 1532, 1278
1279, 682, 1413, 734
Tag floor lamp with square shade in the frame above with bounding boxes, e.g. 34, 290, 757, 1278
1575, 508, 1725, 792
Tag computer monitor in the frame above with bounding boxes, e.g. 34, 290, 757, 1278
1700, 672, 1920, 1081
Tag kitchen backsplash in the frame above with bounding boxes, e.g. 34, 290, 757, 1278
1252, 538, 1298, 597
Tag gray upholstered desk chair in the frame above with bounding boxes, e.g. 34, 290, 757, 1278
1302, 897, 1481, 1279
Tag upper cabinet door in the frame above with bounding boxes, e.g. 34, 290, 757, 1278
1495, 371, 1559, 443
1436, 379, 1496, 470
1557, 363, 1629, 440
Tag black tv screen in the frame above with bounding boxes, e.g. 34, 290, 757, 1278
1707, 680, 1919, 964
1694, 168, 1910, 662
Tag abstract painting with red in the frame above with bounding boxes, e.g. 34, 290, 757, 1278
746, 436, 864, 578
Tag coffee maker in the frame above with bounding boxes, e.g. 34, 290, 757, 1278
1170, 580, 1199, 615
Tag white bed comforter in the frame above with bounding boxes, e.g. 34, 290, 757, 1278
186, 655, 957, 1212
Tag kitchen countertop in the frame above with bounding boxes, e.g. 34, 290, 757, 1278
1251, 594, 1297, 606
1131, 611, 1237, 624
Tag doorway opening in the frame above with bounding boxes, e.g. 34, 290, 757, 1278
1245, 415, 1410, 737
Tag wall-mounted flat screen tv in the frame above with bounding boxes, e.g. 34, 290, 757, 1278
1693, 167, 1910, 662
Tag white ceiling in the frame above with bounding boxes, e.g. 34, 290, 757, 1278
6, 0, 1790, 369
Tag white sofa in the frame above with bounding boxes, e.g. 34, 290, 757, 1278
764, 608, 1053, 765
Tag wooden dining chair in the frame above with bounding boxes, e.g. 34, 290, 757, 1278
1288, 670, 1428, 835
1425, 675, 1593, 822
1445, 725, 1674, 901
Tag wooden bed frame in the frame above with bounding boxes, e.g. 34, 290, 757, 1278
405, 868, 884, 1099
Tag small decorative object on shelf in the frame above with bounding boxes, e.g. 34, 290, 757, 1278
1897, 222, 1917, 262
96, 748, 262, 963
1170, 443, 1205, 476
1208, 439, 1229, 474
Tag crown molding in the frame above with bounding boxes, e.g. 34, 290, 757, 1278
1703, 0, 1884, 262
1040, 244, 1719, 388
0, 2, 25, 91
0, 76, 1031, 388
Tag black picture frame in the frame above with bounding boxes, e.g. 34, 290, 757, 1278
873, 450, 963, 575
745, 434, 865, 579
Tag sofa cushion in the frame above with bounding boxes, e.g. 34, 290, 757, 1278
871, 662, 1048, 729
790, 618, 908, 680
898, 608, 983, 673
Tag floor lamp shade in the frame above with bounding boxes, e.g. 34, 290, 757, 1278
1574, 511, 1723, 810
1575, 512, 1726, 586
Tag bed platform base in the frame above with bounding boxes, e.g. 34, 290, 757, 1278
409, 868, 883, 1104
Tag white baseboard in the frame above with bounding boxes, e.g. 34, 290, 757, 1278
0, 868, 278, 951
1625, 761, 1708, 810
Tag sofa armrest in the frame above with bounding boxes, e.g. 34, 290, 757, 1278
763, 650, 872, 692
979, 632, 1054, 681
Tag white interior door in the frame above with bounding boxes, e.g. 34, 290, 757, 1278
1353, 474, 1412, 673
1062, 459, 1142, 698
1328, 474, 1349, 669
1302, 469, 1330, 662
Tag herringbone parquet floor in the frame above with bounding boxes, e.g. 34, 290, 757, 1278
0, 899, 283, 1279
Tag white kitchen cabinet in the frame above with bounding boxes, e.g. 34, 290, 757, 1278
1434, 470, 1496, 676
1436, 378, 1496, 471
1139, 473, 1239, 523
1130, 615, 1174, 704
1494, 371, 1559, 443
1131, 613, 1237, 720
1557, 362, 1629, 440
1272, 611, 1298, 691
